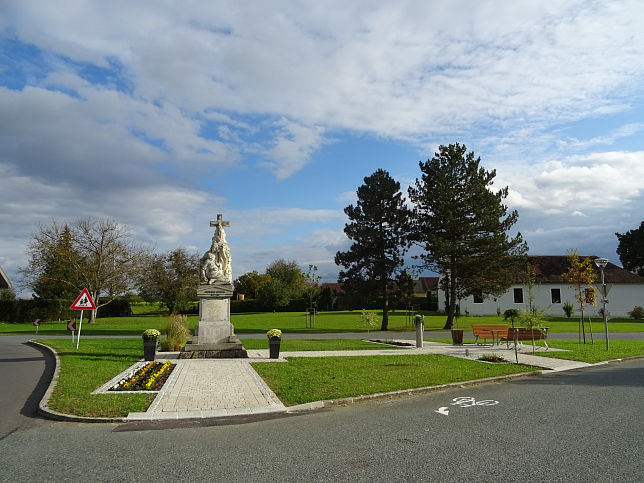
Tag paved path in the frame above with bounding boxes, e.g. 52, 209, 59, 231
128, 358, 285, 420
124, 341, 592, 422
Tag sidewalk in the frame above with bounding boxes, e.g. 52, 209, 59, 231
126, 341, 591, 422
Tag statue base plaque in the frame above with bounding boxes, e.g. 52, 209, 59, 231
179, 283, 247, 359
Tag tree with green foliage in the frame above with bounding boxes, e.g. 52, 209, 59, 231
258, 278, 290, 312
561, 250, 597, 344
335, 169, 410, 330
318, 286, 334, 311
138, 248, 199, 314
394, 270, 416, 310
616, 221, 644, 276
0, 288, 15, 301
408, 143, 527, 330
23, 218, 146, 323
265, 259, 307, 299
233, 270, 272, 299
28, 225, 84, 301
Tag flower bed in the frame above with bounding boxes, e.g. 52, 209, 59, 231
478, 353, 508, 363
110, 361, 175, 391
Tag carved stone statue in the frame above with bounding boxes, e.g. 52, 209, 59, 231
200, 214, 232, 284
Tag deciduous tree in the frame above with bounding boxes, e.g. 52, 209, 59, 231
304, 264, 321, 309
265, 259, 306, 299
138, 248, 199, 314
335, 169, 410, 330
258, 278, 290, 312
561, 250, 597, 343
233, 271, 271, 299
23, 218, 146, 323
408, 143, 527, 329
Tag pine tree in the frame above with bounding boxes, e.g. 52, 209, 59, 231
31, 225, 83, 301
616, 221, 644, 276
335, 169, 410, 330
408, 143, 527, 329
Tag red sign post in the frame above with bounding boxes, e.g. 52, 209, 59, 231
69, 289, 96, 349
33, 318, 41, 334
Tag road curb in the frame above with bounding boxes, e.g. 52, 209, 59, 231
28, 341, 127, 424
27, 341, 644, 424
286, 370, 547, 413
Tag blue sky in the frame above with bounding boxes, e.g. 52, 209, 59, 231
1, 1, 644, 296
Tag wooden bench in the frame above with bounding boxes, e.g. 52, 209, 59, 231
501, 327, 549, 350
472, 324, 509, 345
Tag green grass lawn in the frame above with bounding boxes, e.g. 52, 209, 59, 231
35, 338, 155, 417
529, 339, 644, 363
251, 355, 540, 406
5, 310, 642, 335
34, 336, 644, 418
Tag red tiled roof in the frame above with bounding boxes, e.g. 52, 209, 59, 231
320, 282, 344, 293
414, 277, 439, 292
527, 255, 643, 284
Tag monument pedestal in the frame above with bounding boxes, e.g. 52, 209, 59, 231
179, 283, 247, 359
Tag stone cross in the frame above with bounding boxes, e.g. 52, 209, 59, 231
210, 214, 230, 230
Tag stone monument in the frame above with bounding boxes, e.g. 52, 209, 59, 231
180, 214, 247, 358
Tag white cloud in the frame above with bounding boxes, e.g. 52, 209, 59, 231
503, 151, 644, 216
259, 120, 326, 179
4, 1, 644, 170
3, 1, 644, 289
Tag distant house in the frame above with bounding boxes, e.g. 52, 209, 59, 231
320, 282, 344, 294
437, 255, 644, 318
0, 265, 11, 290
414, 277, 438, 296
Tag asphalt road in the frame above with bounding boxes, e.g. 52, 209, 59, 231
0, 335, 643, 482
0, 338, 53, 440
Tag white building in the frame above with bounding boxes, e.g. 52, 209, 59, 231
437, 256, 644, 319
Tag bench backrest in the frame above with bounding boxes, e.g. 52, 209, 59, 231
472, 324, 509, 337
504, 327, 549, 340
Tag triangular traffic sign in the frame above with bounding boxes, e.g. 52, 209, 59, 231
70, 288, 96, 310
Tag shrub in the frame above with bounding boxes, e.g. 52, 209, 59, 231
628, 306, 644, 320
562, 301, 574, 318
519, 308, 546, 330
360, 309, 379, 332
97, 297, 133, 317
503, 309, 520, 323
159, 314, 190, 351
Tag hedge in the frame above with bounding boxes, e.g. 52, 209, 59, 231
0, 297, 132, 323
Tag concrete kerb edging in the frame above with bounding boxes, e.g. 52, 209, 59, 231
284, 353, 644, 413
284, 370, 547, 413
28, 341, 127, 424
26, 340, 644, 424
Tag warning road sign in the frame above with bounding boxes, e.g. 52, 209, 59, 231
67, 320, 77, 331
70, 288, 96, 310
33, 319, 41, 326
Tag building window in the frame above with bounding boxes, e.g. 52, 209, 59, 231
473, 289, 483, 304
513, 288, 523, 304
551, 288, 561, 304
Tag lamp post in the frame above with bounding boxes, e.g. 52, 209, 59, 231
594, 257, 609, 350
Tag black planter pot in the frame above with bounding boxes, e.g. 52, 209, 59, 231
269, 339, 281, 359
143, 340, 157, 361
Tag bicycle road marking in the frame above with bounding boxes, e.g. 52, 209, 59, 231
435, 396, 499, 416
